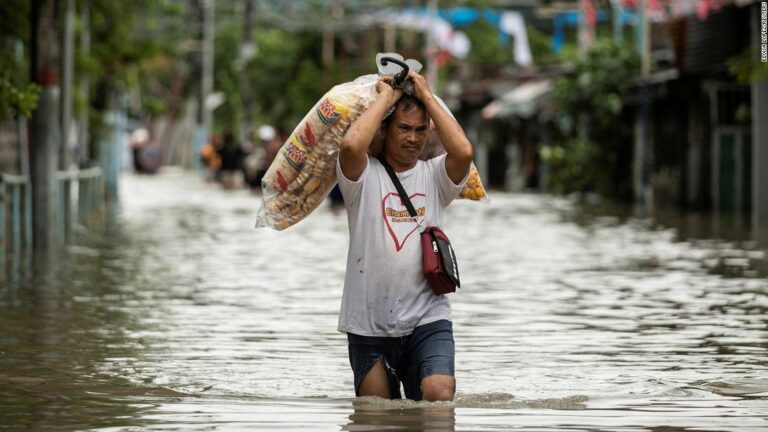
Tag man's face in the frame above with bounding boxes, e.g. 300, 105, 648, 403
382, 105, 429, 168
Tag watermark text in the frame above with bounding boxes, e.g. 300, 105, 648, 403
762, 2, 767, 62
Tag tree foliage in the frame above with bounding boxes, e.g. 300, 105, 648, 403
546, 40, 640, 198
0, 75, 39, 119
728, 47, 768, 85
0, 0, 39, 119
0, 0, 187, 122
554, 40, 639, 129
463, 19, 515, 67
77, 0, 187, 159
239, 27, 338, 133
82, 0, 186, 109
540, 138, 601, 196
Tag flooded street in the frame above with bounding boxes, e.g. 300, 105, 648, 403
1, 168, 767, 431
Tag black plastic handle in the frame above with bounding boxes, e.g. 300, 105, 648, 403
379, 56, 409, 86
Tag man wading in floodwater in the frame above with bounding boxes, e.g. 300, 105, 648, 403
336, 70, 473, 401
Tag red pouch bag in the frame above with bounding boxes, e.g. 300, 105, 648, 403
421, 226, 460, 294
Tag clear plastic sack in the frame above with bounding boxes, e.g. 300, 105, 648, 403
459, 164, 488, 201
255, 74, 380, 230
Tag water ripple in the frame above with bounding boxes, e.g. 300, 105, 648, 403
1, 171, 766, 430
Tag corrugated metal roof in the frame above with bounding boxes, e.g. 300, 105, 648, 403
682, 5, 748, 76
482, 79, 552, 120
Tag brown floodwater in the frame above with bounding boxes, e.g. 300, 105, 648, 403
1, 169, 766, 431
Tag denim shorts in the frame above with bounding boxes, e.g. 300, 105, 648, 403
347, 319, 455, 401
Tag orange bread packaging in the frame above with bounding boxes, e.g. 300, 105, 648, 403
255, 75, 488, 231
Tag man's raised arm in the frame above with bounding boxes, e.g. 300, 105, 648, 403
339, 79, 402, 181
408, 72, 473, 185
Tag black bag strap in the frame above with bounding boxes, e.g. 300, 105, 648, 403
379, 158, 417, 218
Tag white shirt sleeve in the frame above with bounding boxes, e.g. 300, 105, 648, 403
336, 155, 369, 206
432, 153, 469, 208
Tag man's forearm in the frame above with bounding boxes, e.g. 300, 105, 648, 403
424, 98, 473, 161
342, 92, 396, 155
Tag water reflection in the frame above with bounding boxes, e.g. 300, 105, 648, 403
346, 399, 456, 431
0, 242, 157, 429
1, 170, 767, 430
567, 200, 768, 278
344, 394, 588, 431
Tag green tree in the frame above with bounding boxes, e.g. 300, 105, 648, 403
546, 39, 640, 198
0, 0, 40, 119
212, 22, 244, 134
728, 47, 768, 85
78, 0, 187, 159
241, 27, 334, 133
464, 19, 515, 67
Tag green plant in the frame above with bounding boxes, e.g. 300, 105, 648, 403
0, 0, 37, 119
80, 0, 187, 159
527, 25, 562, 66
550, 39, 639, 198
540, 139, 601, 195
242, 27, 357, 133
0, 75, 39, 119
554, 39, 639, 129
463, 19, 515, 66
728, 48, 768, 84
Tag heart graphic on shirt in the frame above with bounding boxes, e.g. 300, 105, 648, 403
381, 192, 425, 252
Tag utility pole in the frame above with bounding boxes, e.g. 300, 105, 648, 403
426, 0, 438, 93
241, 0, 256, 141
322, 1, 336, 88
578, 0, 595, 52
322, 13, 334, 70
60, 0, 74, 170
384, 24, 396, 53
194, 0, 214, 169
612, 0, 623, 43
15, 39, 33, 252
752, 2, 768, 244
638, 0, 651, 75
633, 0, 652, 211
29, 0, 61, 251
77, 2, 90, 166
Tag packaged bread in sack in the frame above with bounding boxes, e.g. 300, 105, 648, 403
255, 54, 489, 231
255, 75, 380, 230
420, 119, 489, 203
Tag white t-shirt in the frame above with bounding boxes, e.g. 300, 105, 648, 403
335, 154, 468, 337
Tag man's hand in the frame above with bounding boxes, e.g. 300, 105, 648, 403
407, 71, 435, 104
376, 77, 403, 106
339, 77, 403, 181
406, 71, 473, 185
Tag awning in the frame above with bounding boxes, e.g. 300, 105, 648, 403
481, 79, 552, 120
